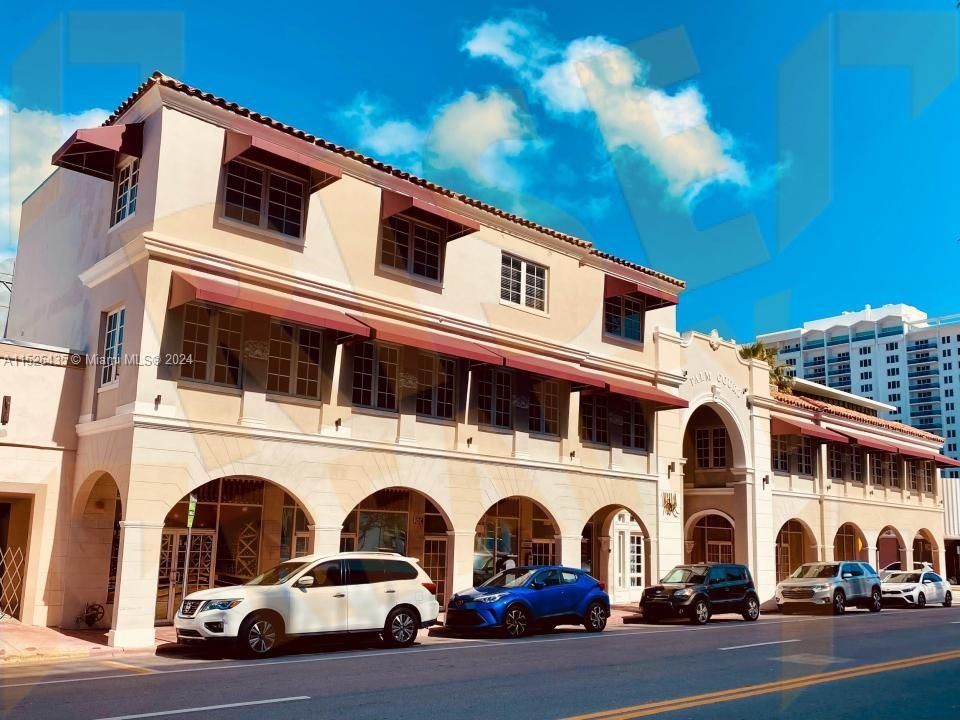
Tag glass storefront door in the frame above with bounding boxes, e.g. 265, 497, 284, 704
155, 529, 215, 623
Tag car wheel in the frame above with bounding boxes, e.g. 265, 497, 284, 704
832, 590, 846, 616
869, 588, 882, 613
383, 607, 419, 648
584, 601, 608, 632
238, 613, 283, 657
691, 599, 710, 625
503, 604, 530, 638
944, 591, 953, 608
917, 592, 926, 609
742, 595, 760, 622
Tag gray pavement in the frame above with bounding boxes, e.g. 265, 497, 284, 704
2, 606, 959, 719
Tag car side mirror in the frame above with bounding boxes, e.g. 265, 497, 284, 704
531, 581, 544, 590
841, 572, 853, 580
922, 578, 932, 584
296, 575, 315, 588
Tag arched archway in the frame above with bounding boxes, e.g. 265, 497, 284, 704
340, 487, 452, 604
913, 529, 939, 572
581, 505, 651, 604
833, 522, 868, 562
775, 519, 817, 581
876, 526, 906, 570
154, 476, 313, 624
473, 496, 559, 587
685, 512, 736, 564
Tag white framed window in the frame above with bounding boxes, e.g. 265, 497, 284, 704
380, 214, 444, 281
528, 378, 560, 435
477, 367, 512, 428
267, 321, 323, 400
604, 294, 644, 342
828, 444, 844, 479
796, 437, 814, 476
772, 435, 789, 473
352, 341, 399, 412
580, 393, 608, 445
100, 307, 125, 386
850, 447, 864, 482
628, 534, 644, 587
111, 159, 140, 226
695, 427, 727, 468
622, 399, 647, 451
416, 352, 456, 419
179, 303, 244, 387
500, 253, 547, 311
223, 159, 305, 238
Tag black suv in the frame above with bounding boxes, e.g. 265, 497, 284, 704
641, 563, 760, 625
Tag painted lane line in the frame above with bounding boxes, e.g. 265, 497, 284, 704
100, 661, 155, 675
93, 695, 310, 720
0, 608, 942, 690
719, 639, 801, 651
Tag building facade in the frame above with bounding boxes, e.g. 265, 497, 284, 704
0, 74, 956, 647
759, 305, 960, 581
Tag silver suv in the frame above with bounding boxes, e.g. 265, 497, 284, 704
775, 562, 882, 615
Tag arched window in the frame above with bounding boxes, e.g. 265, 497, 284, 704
690, 514, 734, 564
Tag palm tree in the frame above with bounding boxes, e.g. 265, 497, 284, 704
739, 341, 794, 392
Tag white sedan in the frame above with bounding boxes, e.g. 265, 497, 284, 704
881, 570, 953, 608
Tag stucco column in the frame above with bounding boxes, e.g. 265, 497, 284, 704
820, 544, 834, 562
108, 520, 165, 649
449, 530, 476, 595
904, 545, 915, 571
557, 534, 582, 570
867, 545, 878, 569
320, 343, 353, 436
309, 523, 342, 556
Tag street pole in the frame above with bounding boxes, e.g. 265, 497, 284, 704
182, 493, 197, 606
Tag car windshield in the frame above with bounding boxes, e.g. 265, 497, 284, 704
246, 561, 309, 586
790, 563, 839, 579
661, 566, 708, 584
481, 569, 538, 588
886, 572, 920, 584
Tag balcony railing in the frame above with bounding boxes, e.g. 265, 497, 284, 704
852, 331, 876, 341
827, 336, 850, 346
804, 358, 825, 367
803, 339, 825, 349
907, 355, 935, 365
909, 382, 940, 392
779, 344, 801, 354
878, 326, 904, 338
908, 368, 939, 379
907, 341, 937, 352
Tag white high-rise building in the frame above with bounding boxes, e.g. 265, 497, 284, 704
759, 304, 960, 578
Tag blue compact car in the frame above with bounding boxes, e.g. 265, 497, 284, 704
444, 566, 610, 638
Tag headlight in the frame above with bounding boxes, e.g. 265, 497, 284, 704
476, 593, 508, 604
902, 586, 916, 593
810, 584, 828, 592
200, 599, 242, 611
672, 589, 692, 598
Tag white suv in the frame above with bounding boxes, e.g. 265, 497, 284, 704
174, 552, 440, 656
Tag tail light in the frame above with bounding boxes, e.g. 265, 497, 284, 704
598, 582, 606, 591
422, 582, 437, 594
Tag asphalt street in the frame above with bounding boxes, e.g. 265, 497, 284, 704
2, 605, 959, 720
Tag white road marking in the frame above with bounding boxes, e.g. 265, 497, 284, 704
0, 608, 946, 690
93, 696, 310, 720
719, 639, 801, 651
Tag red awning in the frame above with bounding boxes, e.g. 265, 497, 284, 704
223, 130, 341, 191
606, 379, 689, 408
603, 274, 678, 309
831, 428, 899, 453
351, 316, 501, 365
890, 443, 960, 468
770, 416, 849, 443
51, 123, 143, 181
491, 349, 606, 388
168, 271, 369, 336
381, 189, 479, 239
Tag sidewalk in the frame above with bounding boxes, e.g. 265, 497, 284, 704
0, 617, 170, 665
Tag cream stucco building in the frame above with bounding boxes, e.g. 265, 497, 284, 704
0, 73, 955, 648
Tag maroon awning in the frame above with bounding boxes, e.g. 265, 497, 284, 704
606, 379, 688, 408
890, 443, 960, 468
51, 123, 143, 181
603, 274, 678, 309
169, 271, 369, 336
491, 349, 606, 387
381, 189, 479, 239
223, 130, 341, 191
832, 428, 899, 453
770, 416, 849, 443
350, 316, 501, 364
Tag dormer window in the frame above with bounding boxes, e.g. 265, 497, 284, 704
381, 214, 444, 281
224, 159, 305, 238
112, 159, 140, 226
604, 294, 644, 342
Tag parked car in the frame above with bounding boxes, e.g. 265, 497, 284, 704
174, 552, 440, 656
445, 566, 610, 638
879, 561, 933, 579
775, 562, 882, 615
882, 570, 953, 608
640, 563, 760, 625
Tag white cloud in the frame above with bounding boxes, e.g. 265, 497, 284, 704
424, 89, 532, 190
463, 17, 751, 202
341, 95, 426, 173
0, 99, 108, 254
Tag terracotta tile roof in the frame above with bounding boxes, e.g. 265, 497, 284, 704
103, 72, 684, 290
771, 390, 943, 443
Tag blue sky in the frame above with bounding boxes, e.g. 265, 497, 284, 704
1, 1, 958, 341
